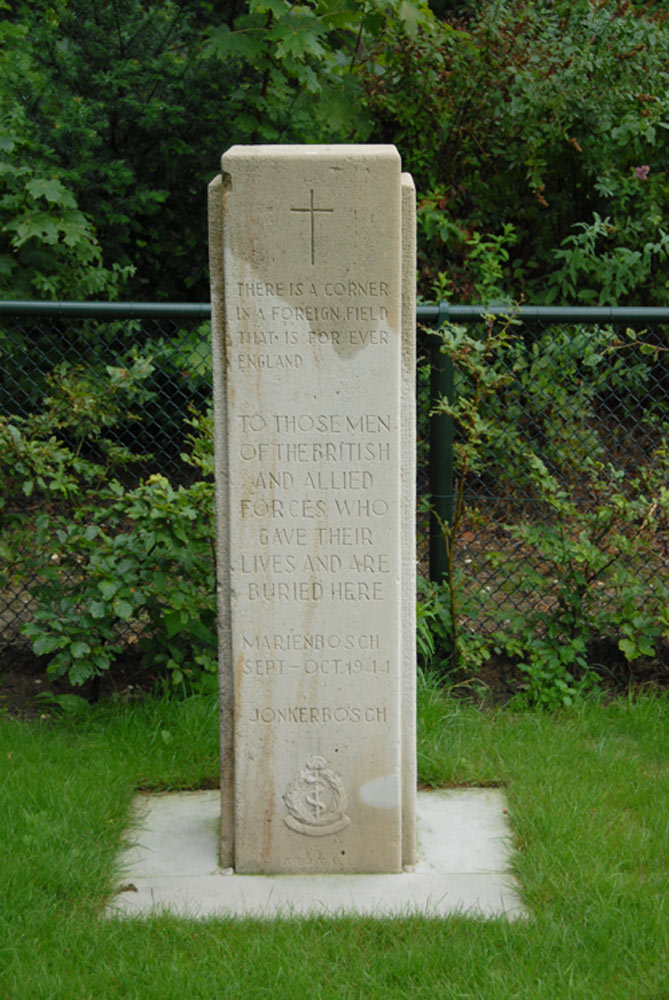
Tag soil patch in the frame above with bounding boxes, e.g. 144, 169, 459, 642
0, 648, 156, 720
441, 638, 668, 706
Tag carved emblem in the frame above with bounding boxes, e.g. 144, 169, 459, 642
290, 189, 334, 266
284, 755, 350, 836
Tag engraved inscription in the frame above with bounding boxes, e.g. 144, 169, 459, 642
238, 441, 391, 463
230, 280, 393, 360
242, 632, 381, 650
235, 353, 303, 370
247, 581, 383, 602
284, 755, 350, 836
235, 280, 389, 298
235, 394, 396, 611
251, 706, 387, 723
242, 659, 390, 676
234, 398, 394, 613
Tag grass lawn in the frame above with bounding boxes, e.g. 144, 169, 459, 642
0, 679, 667, 999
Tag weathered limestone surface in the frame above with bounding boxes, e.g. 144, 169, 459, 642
400, 173, 417, 868
209, 145, 415, 874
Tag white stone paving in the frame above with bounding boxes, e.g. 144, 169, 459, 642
108, 788, 526, 920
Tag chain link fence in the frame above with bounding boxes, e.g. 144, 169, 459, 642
418, 305, 668, 640
1, 301, 667, 664
0, 303, 212, 659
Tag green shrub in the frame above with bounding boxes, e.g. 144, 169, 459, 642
0, 359, 218, 690
496, 448, 668, 707
22, 472, 217, 688
359, 0, 669, 304
423, 311, 668, 706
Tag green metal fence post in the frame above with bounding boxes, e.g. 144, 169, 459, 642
429, 301, 454, 582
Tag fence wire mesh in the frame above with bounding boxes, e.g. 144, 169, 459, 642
0, 302, 667, 664
418, 311, 668, 640
0, 306, 212, 659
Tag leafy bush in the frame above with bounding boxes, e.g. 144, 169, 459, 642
22, 471, 217, 688
0, 353, 154, 528
497, 449, 668, 707
0, 359, 218, 690
0, 0, 424, 301
6, 0, 667, 306
422, 312, 668, 706
359, 0, 669, 304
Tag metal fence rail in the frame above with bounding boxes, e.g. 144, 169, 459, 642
1, 301, 667, 660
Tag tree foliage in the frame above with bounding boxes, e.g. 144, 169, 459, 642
358, 0, 669, 302
0, 0, 382, 299
1, 0, 231, 299
1, 0, 668, 302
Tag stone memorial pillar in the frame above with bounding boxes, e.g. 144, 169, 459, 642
209, 145, 415, 874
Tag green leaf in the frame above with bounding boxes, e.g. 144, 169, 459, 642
32, 633, 66, 656
68, 660, 95, 686
8, 213, 61, 247
98, 580, 119, 600
398, 0, 433, 37
151, 572, 169, 592
70, 640, 91, 659
113, 599, 133, 621
187, 618, 218, 648
35, 691, 90, 714
164, 609, 187, 638
25, 177, 76, 208
618, 638, 638, 661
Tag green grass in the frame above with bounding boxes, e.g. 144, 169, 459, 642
1, 683, 667, 999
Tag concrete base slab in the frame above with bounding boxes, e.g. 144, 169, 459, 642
108, 789, 525, 920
